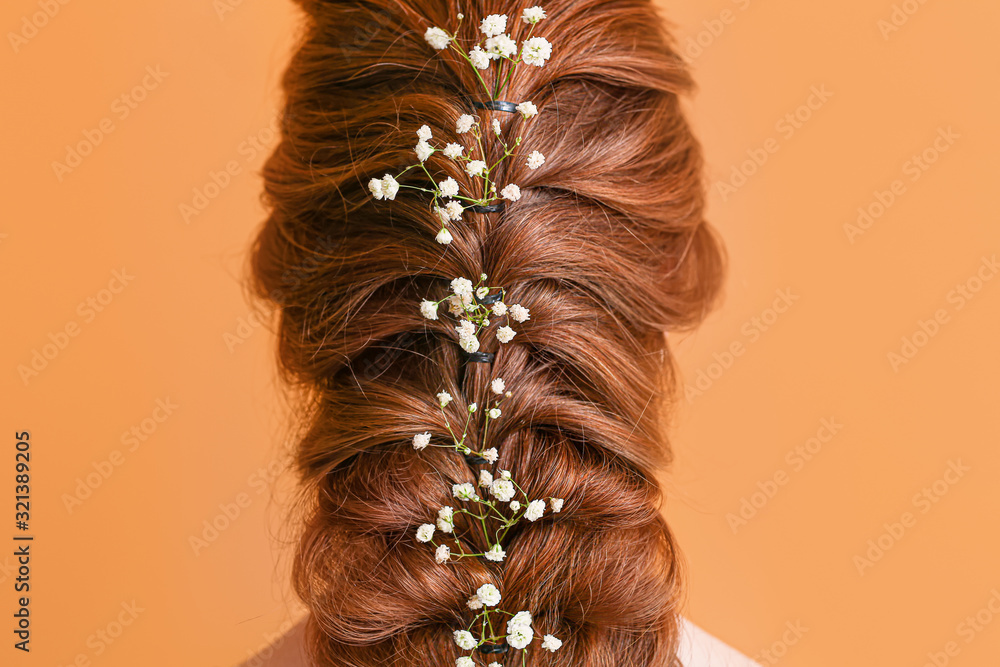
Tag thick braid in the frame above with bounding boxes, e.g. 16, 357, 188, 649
251, 1, 724, 665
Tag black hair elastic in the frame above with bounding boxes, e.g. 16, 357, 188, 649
464, 453, 489, 465
474, 291, 503, 306
473, 100, 519, 113
477, 642, 509, 655
465, 351, 496, 364
466, 202, 505, 214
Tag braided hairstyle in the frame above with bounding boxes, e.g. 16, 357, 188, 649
250, 1, 725, 665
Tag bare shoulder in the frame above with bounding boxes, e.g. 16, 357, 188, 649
677, 618, 762, 667
236, 618, 309, 667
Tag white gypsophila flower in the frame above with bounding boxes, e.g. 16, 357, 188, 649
482, 447, 498, 463
542, 634, 563, 651
453, 482, 477, 501
525, 499, 546, 522
509, 500, 521, 511
435, 544, 451, 563
480, 13, 507, 37
445, 201, 464, 220
368, 177, 384, 200
491, 301, 508, 316
497, 326, 516, 343
382, 174, 399, 200
451, 277, 474, 298
437, 506, 454, 532
485, 543, 506, 562
439, 176, 460, 196
516, 101, 538, 119
447, 295, 465, 316
415, 140, 434, 162
486, 34, 517, 59
413, 432, 431, 450
417, 124, 432, 141
466, 160, 487, 177
435, 205, 451, 225
456, 114, 476, 134
416, 523, 435, 542
437, 391, 453, 408
469, 46, 491, 70
549, 497, 564, 512
479, 470, 493, 487
488, 408, 501, 419
526, 150, 545, 169
491, 378, 506, 394
521, 36, 552, 67
419, 299, 438, 321
454, 630, 477, 650
509, 304, 530, 322
488, 663, 503, 667
491, 479, 515, 502
456, 657, 474, 667
467, 594, 483, 610
499, 469, 512, 480
443, 144, 464, 160
507, 624, 534, 650
436, 228, 454, 245
477, 583, 502, 607
522, 6, 547, 24
500, 184, 521, 201
456, 319, 476, 339
468, 402, 478, 413
474, 287, 487, 300
492, 120, 503, 138
460, 334, 480, 353
424, 26, 451, 50
507, 611, 532, 632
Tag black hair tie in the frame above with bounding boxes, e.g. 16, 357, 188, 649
475, 291, 503, 306
466, 202, 505, 214
473, 100, 519, 113
478, 642, 509, 655
464, 453, 489, 465
465, 351, 496, 364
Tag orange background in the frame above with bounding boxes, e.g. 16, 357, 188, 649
1, 1, 997, 666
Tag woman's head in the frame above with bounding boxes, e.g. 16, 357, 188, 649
251, 1, 724, 664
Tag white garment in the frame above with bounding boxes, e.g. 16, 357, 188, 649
677, 618, 762, 667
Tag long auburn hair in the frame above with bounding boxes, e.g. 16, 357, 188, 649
250, 1, 724, 665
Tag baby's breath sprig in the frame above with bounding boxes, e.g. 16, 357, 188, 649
368, 7, 551, 245
418, 274, 531, 352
